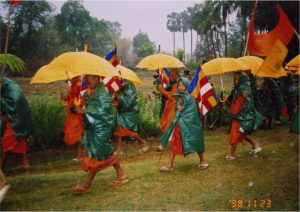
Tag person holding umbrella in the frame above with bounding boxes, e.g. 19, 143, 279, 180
72, 75, 128, 195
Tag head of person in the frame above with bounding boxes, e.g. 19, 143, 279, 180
234, 71, 249, 87
243, 69, 251, 76
177, 77, 190, 93
86, 74, 100, 89
70, 77, 78, 87
170, 69, 179, 82
234, 73, 240, 87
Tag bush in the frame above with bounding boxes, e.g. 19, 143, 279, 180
137, 92, 161, 138
27, 94, 67, 151
177, 49, 184, 62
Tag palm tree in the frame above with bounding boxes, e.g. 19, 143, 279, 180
210, 13, 222, 58
180, 11, 189, 61
191, 1, 216, 60
0, 54, 26, 74
213, 0, 234, 57
167, 12, 181, 56
233, 1, 255, 56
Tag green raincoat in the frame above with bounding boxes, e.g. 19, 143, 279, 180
226, 72, 264, 135
257, 78, 282, 120
1, 76, 35, 140
114, 80, 139, 133
249, 73, 259, 108
159, 80, 177, 118
82, 82, 114, 161
290, 111, 299, 135
279, 71, 295, 117
160, 77, 204, 154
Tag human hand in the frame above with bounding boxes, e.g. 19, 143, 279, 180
75, 106, 84, 114
111, 98, 116, 104
158, 84, 163, 92
177, 106, 182, 111
243, 91, 248, 99
113, 92, 118, 98
222, 93, 227, 101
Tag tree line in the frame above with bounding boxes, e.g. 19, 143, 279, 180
167, 0, 299, 63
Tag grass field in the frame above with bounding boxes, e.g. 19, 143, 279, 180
1, 74, 298, 211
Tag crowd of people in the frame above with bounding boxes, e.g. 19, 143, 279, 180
0, 68, 297, 195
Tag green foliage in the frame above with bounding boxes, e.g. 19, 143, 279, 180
177, 49, 185, 62
0, 54, 26, 73
132, 30, 152, 54
27, 95, 67, 151
137, 92, 161, 138
136, 43, 154, 57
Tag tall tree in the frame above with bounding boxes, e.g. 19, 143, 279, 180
1, 0, 54, 59
213, 0, 234, 57
167, 12, 181, 56
180, 11, 189, 61
132, 30, 152, 55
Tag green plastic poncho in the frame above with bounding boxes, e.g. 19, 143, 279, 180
159, 80, 177, 118
249, 73, 258, 99
279, 71, 295, 116
226, 72, 265, 135
290, 111, 299, 135
82, 82, 114, 161
257, 78, 282, 120
114, 80, 139, 133
160, 77, 204, 154
1, 76, 35, 140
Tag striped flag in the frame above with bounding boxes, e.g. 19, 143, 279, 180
101, 44, 123, 94
159, 68, 170, 88
188, 63, 217, 116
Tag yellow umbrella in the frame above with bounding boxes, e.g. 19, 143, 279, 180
237, 56, 264, 73
135, 51, 186, 70
119, 62, 142, 85
46, 51, 121, 78
287, 55, 299, 75
30, 65, 74, 84
202, 53, 249, 76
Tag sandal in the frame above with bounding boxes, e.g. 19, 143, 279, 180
69, 159, 83, 162
159, 166, 174, 172
114, 152, 124, 156
225, 156, 235, 161
109, 179, 129, 186
72, 185, 91, 195
139, 146, 149, 154
250, 147, 261, 155
197, 164, 209, 170
156, 146, 164, 151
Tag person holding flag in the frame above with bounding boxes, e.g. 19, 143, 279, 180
156, 68, 179, 151
159, 76, 209, 172
60, 76, 87, 162
222, 72, 264, 161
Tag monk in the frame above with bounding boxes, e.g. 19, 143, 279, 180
112, 79, 148, 155
0, 77, 35, 169
159, 77, 209, 171
72, 75, 128, 195
275, 71, 295, 125
60, 76, 85, 162
257, 77, 282, 129
222, 72, 264, 161
156, 69, 179, 151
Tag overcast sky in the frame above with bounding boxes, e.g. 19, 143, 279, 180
48, 0, 203, 55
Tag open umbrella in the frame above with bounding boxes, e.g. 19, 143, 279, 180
119, 61, 142, 85
237, 55, 264, 73
135, 50, 186, 70
286, 55, 299, 75
46, 51, 121, 78
202, 53, 249, 91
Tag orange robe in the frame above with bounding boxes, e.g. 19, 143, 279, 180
228, 95, 247, 145
63, 86, 85, 145
2, 116, 27, 153
114, 93, 138, 137
170, 97, 185, 155
82, 89, 119, 174
159, 84, 177, 132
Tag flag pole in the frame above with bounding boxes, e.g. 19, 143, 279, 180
293, 28, 300, 41
0, 4, 12, 93
243, 31, 250, 57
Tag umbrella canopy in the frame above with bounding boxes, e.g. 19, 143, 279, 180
46, 52, 121, 78
237, 56, 264, 73
287, 55, 300, 75
202, 53, 249, 76
30, 65, 74, 84
135, 52, 186, 70
119, 65, 142, 85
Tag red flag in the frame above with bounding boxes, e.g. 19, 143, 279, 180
247, 4, 294, 56
10, 0, 22, 6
